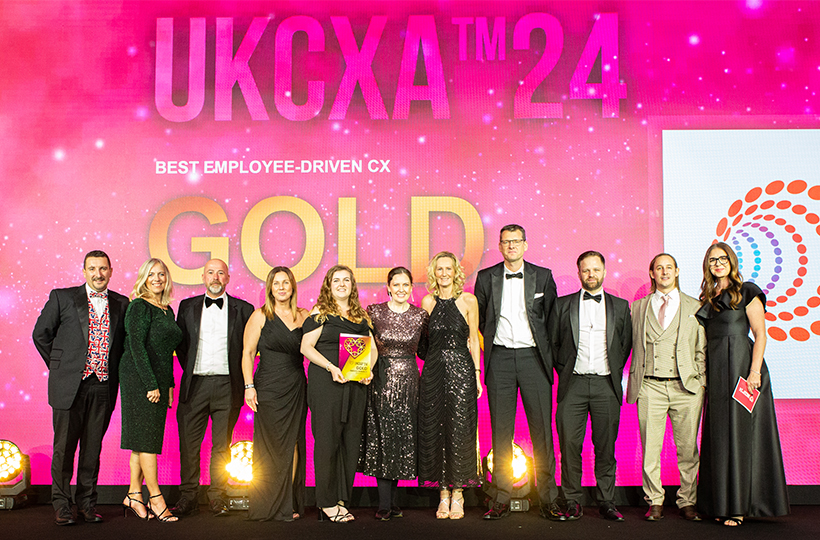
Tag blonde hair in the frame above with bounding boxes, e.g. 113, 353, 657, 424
131, 258, 174, 307
699, 242, 743, 311
426, 251, 465, 297
262, 266, 298, 320
314, 265, 371, 326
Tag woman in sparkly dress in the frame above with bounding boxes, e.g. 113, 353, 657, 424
119, 258, 182, 523
361, 267, 429, 521
696, 243, 789, 526
301, 265, 377, 523
417, 252, 483, 520
242, 266, 309, 521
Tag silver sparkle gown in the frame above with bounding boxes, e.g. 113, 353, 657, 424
360, 303, 428, 480
417, 296, 481, 489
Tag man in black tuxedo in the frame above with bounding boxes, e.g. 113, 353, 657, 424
475, 224, 562, 521
172, 259, 253, 517
553, 250, 632, 522
32, 250, 129, 525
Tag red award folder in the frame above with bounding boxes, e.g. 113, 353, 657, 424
338, 334, 372, 381
732, 376, 760, 413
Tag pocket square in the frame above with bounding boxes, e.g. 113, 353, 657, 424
534, 292, 544, 299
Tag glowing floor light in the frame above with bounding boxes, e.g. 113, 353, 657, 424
482, 442, 533, 512
0, 440, 31, 510
225, 441, 253, 511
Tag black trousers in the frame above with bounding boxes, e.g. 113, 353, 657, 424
486, 346, 558, 505
51, 376, 113, 511
556, 374, 621, 506
177, 375, 239, 502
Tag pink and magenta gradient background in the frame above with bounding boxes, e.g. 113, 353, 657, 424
2, 1, 819, 487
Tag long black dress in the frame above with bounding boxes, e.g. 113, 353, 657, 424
304, 314, 371, 508
360, 303, 429, 480
695, 282, 789, 518
417, 296, 481, 489
247, 315, 306, 521
120, 298, 182, 454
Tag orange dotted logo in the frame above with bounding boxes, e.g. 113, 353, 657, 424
714, 180, 820, 342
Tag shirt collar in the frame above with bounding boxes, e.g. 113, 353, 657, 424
653, 288, 679, 301
85, 284, 108, 297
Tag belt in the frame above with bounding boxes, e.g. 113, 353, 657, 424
644, 375, 680, 382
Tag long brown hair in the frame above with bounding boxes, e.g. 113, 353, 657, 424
648, 252, 680, 293
699, 242, 743, 310
314, 265, 371, 326
261, 266, 298, 320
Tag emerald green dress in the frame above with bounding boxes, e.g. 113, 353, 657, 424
119, 298, 182, 454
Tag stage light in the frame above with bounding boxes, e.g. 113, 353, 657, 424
0, 440, 32, 510
482, 443, 533, 512
225, 441, 253, 511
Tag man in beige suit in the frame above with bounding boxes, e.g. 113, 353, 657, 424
627, 253, 706, 522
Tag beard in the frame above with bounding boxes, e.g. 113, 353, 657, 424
207, 282, 224, 296
581, 277, 602, 292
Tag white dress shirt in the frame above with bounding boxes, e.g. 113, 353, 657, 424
193, 294, 230, 375
85, 283, 108, 320
650, 288, 680, 330
493, 266, 537, 348
574, 290, 609, 375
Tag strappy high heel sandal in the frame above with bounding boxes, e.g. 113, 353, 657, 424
436, 490, 451, 519
122, 491, 149, 520
318, 505, 354, 523
450, 489, 465, 520
147, 493, 178, 523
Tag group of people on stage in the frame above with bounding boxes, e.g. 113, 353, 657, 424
32, 224, 790, 527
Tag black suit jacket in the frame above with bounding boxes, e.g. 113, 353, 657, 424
553, 290, 632, 403
475, 260, 558, 384
32, 285, 129, 410
176, 293, 254, 411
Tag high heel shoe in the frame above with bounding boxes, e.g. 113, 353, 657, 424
450, 490, 465, 520
147, 493, 178, 523
318, 506, 354, 523
122, 491, 149, 520
436, 490, 451, 519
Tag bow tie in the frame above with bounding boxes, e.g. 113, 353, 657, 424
205, 297, 224, 309
89, 291, 107, 299
583, 291, 602, 303
505, 272, 523, 280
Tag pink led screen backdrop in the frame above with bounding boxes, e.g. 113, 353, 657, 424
2, 1, 819, 487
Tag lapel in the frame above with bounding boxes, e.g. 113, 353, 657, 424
108, 293, 121, 338
605, 291, 615, 353
491, 264, 504, 321
188, 295, 204, 368
570, 291, 580, 350
226, 294, 238, 355
640, 295, 651, 351
74, 286, 90, 346
524, 262, 536, 317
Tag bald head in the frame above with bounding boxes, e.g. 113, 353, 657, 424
202, 259, 230, 298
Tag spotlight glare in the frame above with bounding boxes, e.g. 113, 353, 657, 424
226, 441, 253, 484
0, 441, 23, 483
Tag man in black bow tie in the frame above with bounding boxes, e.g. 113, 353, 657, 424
475, 225, 562, 521
173, 259, 253, 517
552, 251, 632, 522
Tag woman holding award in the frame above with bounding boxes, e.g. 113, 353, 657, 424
242, 266, 309, 521
361, 267, 429, 521
417, 252, 483, 520
301, 265, 377, 523
696, 243, 789, 526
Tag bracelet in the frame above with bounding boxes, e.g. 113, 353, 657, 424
326, 363, 332, 372
750, 369, 761, 375
244, 384, 254, 389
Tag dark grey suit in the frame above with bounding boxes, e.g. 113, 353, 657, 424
175, 293, 253, 503
32, 285, 128, 511
475, 260, 559, 505
553, 290, 632, 506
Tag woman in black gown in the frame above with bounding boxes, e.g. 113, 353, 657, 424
696, 242, 789, 526
418, 252, 483, 520
301, 265, 378, 523
119, 258, 182, 523
242, 266, 309, 521
361, 267, 429, 520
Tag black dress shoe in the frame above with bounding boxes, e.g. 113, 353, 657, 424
540, 502, 567, 521
55, 507, 76, 526
79, 506, 103, 523
374, 509, 391, 521
483, 501, 511, 520
172, 497, 200, 517
601, 505, 624, 522
679, 505, 701, 521
564, 500, 583, 520
209, 499, 230, 517
389, 505, 403, 518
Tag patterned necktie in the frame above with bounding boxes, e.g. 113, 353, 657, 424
90, 291, 107, 298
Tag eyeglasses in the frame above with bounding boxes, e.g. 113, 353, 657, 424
708, 255, 730, 266
500, 239, 524, 246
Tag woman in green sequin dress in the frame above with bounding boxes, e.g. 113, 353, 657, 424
119, 258, 182, 522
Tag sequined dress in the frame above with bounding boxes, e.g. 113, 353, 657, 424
119, 298, 182, 454
360, 303, 429, 480
248, 315, 306, 521
417, 296, 481, 488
